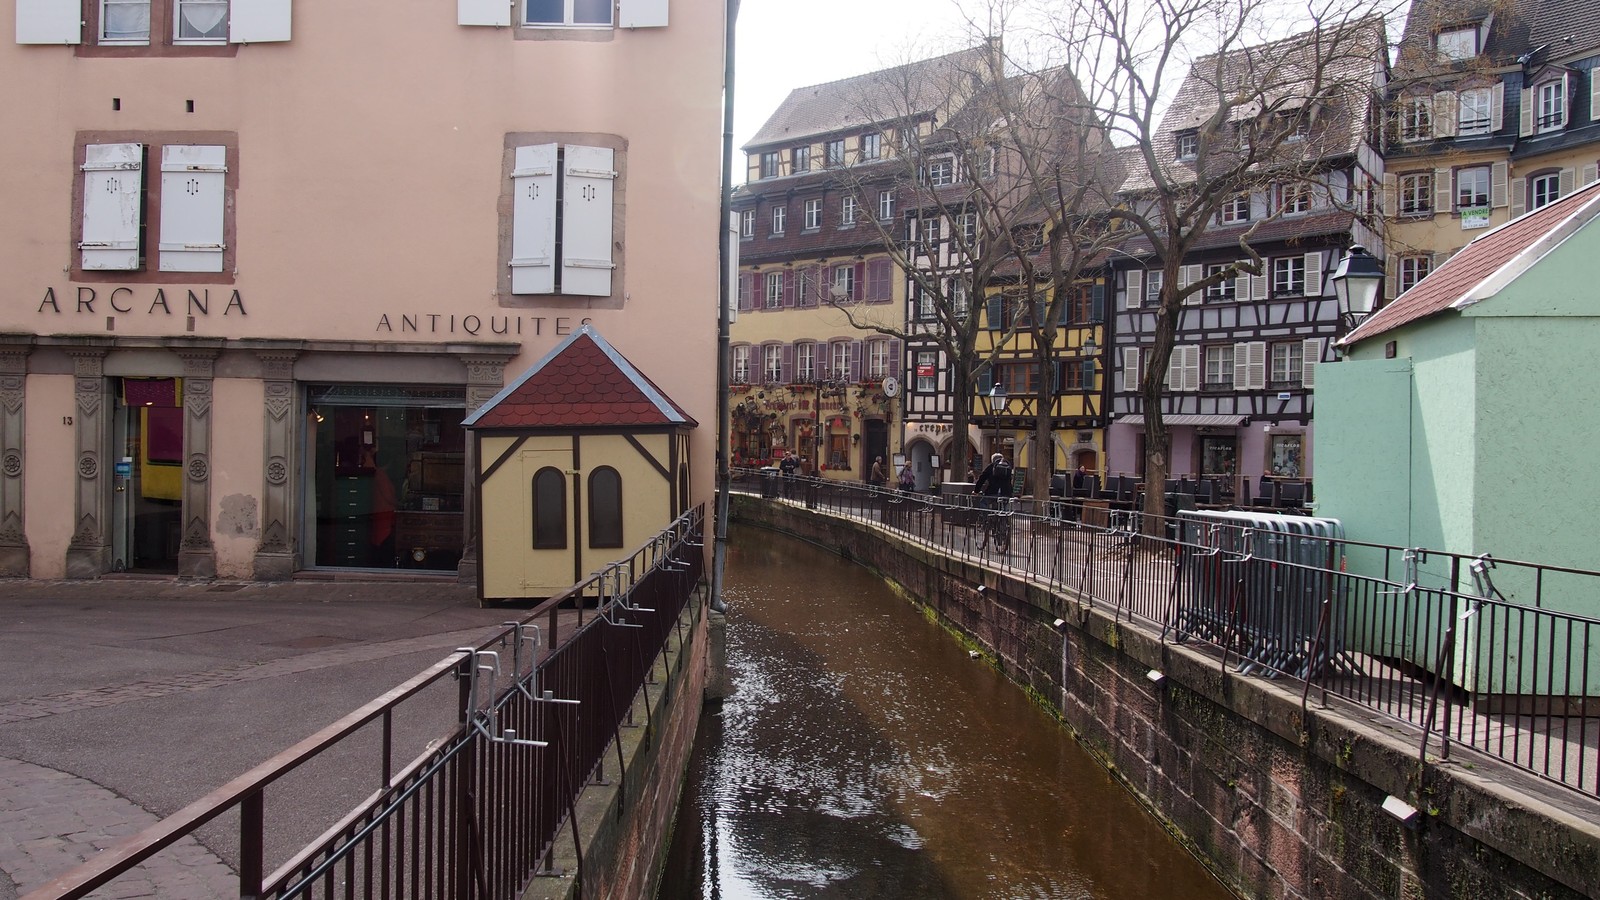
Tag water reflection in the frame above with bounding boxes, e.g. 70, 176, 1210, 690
661, 525, 1232, 899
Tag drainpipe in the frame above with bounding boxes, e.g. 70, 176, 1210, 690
711, 0, 739, 614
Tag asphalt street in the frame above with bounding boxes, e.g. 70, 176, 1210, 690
0, 577, 524, 899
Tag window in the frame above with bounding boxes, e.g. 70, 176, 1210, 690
867, 341, 891, 379
1205, 264, 1236, 302
921, 218, 940, 247
1436, 26, 1478, 62
1400, 97, 1433, 142
1531, 172, 1562, 210
999, 363, 1039, 395
1272, 256, 1306, 295
924, 156, 955, 186
101, 0, 151, 42
1270, 342, 1304, 387
1456, 166, 1489, 209
508, 142, 619, 296
1175, 130, 1198, 159
1145, 270, 1163, 307
1399, 172, 1432, 215
861, 133, 881, 160
879, 190, 895, 220
760, 152, 780, 179
1276, 182, 1312, 215
791, 146, 810, 173
841, 195, 858, 225
803, 198, 822, 230
1204, 345, 1234, 390
825, 139, 845, 167
532, 467, 567, 549
525, 0, 612, 27
978, 144, 997, 179
732, 345, 750, 383
770, 205, 786, 235
831, 265, 854, 301
587, 467, 623, 549
763, 344, 783, 382
956, 212, 977, 245
76, 138, 235, 278
1398, 255, 1431, 293
764, 272, 783, 309
1537, 80, 1566, 132
1457, 88, 1492, 135
796, 267, 816, 307
830, 342, 851, 379
796, 343, 816, 382
1219, 193, 1250, 224
1268, 433, 1303, 478
951, 280, 969, 318
740, 209, 754, 238
1067, 284, 1094, 322
174, 0, 228, 40
915, 352, 937, 393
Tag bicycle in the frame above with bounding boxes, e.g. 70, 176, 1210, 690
979, 496, 1013, 554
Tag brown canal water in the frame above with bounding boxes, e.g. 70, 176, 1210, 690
658, 525, 1234, 899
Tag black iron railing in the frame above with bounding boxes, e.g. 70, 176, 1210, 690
25, 506, 706, 900
735, 469, 1600, 798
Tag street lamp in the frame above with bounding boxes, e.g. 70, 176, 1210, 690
984, 383, 1007, 460
1331, 244, 1384, 330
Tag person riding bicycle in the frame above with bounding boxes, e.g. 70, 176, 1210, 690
973, 453, 1014, 510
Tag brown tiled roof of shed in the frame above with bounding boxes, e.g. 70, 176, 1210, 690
1343, 181, 1600, 345
463, 324, 697, 430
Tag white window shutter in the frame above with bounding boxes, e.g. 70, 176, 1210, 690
1560, 167, 1575, 198
1182, 346, 1201, 392
1234, 261, 1250, 301
1491, 161, 1508, 208
1519, 88, 1534, 137
561, 145, 616, 297
459, 0, 511, 26
1382, 173, 1396, 215
510, 144, 558, 294
1251, 272, 1268, 301
1434, 167, 1452, 212
1180, 264, 1202, 304
1301, 338, 1323, 388
1246, 341, 1266, 390
1560, 72, 1571, 125
1592, 71, 1600, 125
1232, 342, 1250, 389
1433, 92, 1457, 138
1122, 348, 1140, 392
158, 145, 227, 273
1492, 81, 1505, 132
1583, 164, 1598, 187
1303, 251, 1323, 296
230, 0, 292, 43
617, 0, 668, 28
16, 0, 80, 43
80, 143, 143, 271
1509, 177, 1525, 219
1123, 269, 1141, 310
1165, 348, 1180, 389
1384, 253, 1397, 301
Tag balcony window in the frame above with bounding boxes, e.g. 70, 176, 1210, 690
1399, 97, 1433, 142
1537, 80, 1567, 132
1399, 173, 1432, 216
1456, 166, 1489, 210
1457, 88, 1492, 136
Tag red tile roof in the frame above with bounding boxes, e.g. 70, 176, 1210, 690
1344, 181, 1600, 345
463, 325, 697, 430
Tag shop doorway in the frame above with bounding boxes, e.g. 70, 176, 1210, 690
862, 419, 888, 481
111, 378, 184, 573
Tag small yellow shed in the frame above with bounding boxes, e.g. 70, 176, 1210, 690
464, 324, 697, 601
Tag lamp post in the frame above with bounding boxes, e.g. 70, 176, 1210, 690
985, 384, 1007, 462
1331, 244, 1384, 334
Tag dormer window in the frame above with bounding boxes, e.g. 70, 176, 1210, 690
1457, 87, 1493, 136
1175, 130, 1198, 159
1536, 79, 1567, 132
1436, 26, 1478, 63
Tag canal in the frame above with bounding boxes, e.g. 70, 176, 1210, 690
659, 525, 1234, 899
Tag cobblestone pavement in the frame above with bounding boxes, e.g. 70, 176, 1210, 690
0, 577, 524, 900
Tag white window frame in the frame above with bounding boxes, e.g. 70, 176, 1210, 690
523, 0, 613, 28
920, 218, 940, 247
1145, 270, 1163, 307
878, 190, 895, 221
830, 342, 851, 379
1272, 256, 1306, 296
1400, 97, 1433, 142
831, 265, 854, 302
803, 198, 822, 230
825, 139, 845, 167
796, 343, 816, 382
1537, 80, 1566, 132
867, 341, 891, 379
1456, 166, 1490, 209
956, 212, 977, 245
1204, 345, 1235, 389
1399, 172, 1432, 215
860, 133, 881, 160
770, 205, 785, 235
1436, 26, 1477, 62
841, 195, 858, 226
1531, 172, 1561, 209
101, 0, 151, 43
791, 145, 810, 173
764, 272, 783, 309
1398, 255, 1431, 293
1219, 193, 1250, 224
1457, 88, 1493, 136
1270, 341, 1304, 386
951, 279, 970, 318
759, 152, 779, 179
1175, 131, 1198, 159
740, 209, 754, 238
1277, 182, 1312, 215
732, 346, 750, 383
925, 156, 955, 186
763, 344, 783, 383
1205, 264, 1236, 302
174, 0, 228, 43
915, 352, 937, 393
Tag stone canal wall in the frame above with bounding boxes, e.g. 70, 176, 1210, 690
733, 497, 1600, 900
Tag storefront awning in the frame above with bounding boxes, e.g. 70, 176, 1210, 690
1114, 414, 1246, 427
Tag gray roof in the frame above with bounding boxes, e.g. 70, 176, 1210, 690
743, 45, 995, 151
1396, 0, 1600, 74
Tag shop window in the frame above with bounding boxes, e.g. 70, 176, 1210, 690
588, 467, 623, 548
533, 467, 567, 548
1268, 434, 1303, 478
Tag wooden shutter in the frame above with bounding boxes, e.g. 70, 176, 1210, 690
1180, 264, 1203, 304
617, 0, 668, 27
738, 273, 753, 311
1301, 339, 1323, 388
1122, 348, 1140, 392
1433, 92, 1457, 138
1583, 164, 1598, 187
510, 144, 557, 294
1491, 161, 1509, 208
158, 144, 227, 273
778, 269, 791, 307
1164, 347, 1179, 389
1491, 81, 1505, 132
1382, 173, 1396, 216
1251, 271, 1268, 302
561, 145, 616, 297
80, 143, 143, 271
868, 258, 892, 303
1182, 346, 1201, 391
849, 341, 863, 382
978, 368, 993, 393
1384, 253, 1397, 301
1232, 342, 1251, 390
1509, 177, 1525, 219
781, 344, 793, 383
1123, 270, 1142, 310
230, 0, 292, 42
1245, 341, 1266, 390
1303, 251, 1323, 297
16, 0, 80, 43
1519, 88, 1534, 136
1090, 283, 1105, 322
986, 295, 1003, 330
1559, 167, 1576, 198
1234, 261, 1251, 302
458, 0, 511, 26
1592, 71, 1600, 126
888, 340, 902, 378
1434, 167, 1453, 213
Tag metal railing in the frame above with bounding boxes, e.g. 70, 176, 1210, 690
25, 506, 707, 900
735, 469, 1600, 798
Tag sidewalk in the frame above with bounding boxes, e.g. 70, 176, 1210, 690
0, 576, 519, 900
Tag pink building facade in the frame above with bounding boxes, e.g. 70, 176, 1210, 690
1, 0, 723, 580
